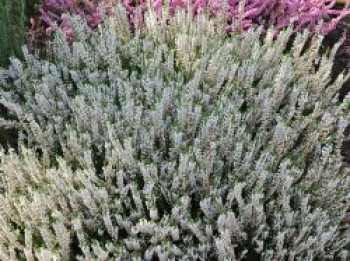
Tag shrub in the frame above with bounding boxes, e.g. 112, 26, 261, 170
27, 0, 112, 51
146, 0, 350, 35
0, 4, 349, 260
31, 0, 350, 41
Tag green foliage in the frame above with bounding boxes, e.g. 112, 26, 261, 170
0, 0, 40, 67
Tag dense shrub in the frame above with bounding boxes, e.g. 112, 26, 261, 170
146, 0, 350, 34
0, 4, 349, 260
30, 0, 350, 46
27, 0, 111, 51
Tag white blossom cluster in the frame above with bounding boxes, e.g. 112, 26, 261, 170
0, 4, 349, 260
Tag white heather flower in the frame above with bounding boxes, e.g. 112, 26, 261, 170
0, 3, 348, 260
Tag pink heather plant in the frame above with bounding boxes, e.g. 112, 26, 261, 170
29, 0, 350, 50
140, 0, 350, 34
38, 0, 104, 42
27, 0, 111, 51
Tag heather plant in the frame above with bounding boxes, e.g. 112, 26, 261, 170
0, 0, 40, 153
0, 3, 349, 260
27, 0, 350, 53
27, 0, 112, 51
144, 0, 350, 34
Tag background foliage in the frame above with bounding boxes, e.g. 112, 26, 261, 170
0, 0, 40, 66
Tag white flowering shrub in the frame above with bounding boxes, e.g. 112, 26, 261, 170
0, 4, 349, 260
